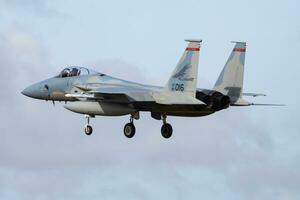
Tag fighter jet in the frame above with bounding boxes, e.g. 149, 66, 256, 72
22, 39, 280, 138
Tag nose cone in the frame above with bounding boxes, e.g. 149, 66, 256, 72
21, 87, 31, 97
22, 82, 49, 100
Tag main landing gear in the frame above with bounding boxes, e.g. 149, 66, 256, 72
123, 113, 173, 139
84, 115, 94, 135
82, 113, 173, 139
161, 115, 173, 139
123, 122, 136, 138
123, 112, 139, 138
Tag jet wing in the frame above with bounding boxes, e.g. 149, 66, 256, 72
66, 85, 206, 105
66, 85, 149, 103
65, 92, 132, 103
73, 83, 147, 94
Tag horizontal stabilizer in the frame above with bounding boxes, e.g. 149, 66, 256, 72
243, 93, 266, 97
230, 98, 251, 106
250, 103, 285, 106
231, 98, 285, 106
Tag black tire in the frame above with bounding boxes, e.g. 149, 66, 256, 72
84, 125, 93, 135
123, 123, 136, 138
161, 123, 173, 139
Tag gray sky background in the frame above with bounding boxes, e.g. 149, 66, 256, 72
0, 0, 299, 199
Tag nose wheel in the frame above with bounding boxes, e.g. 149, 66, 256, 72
85, 125, 93, 135
84, 115, 94, 135
161, 115, 173, 139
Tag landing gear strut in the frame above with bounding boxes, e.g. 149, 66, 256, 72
161, 115, 173, 139
84, 115, 94, 135
123, 112, 139, 138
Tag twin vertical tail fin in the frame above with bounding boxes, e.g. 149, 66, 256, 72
165, 39, 202, 97
213, 41, 247, 103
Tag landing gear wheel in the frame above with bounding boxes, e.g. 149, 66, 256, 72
161, 123, 173, 139
123, 123, 136, 138
84, 125, 93, 135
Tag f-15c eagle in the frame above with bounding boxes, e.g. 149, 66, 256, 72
22, 39, 281, 139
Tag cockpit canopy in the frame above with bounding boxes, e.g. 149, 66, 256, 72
57, 67, 99, 78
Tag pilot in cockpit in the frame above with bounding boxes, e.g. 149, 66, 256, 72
60, 68, 71, 78
69, 67, 80, 76
59, 67, 80, 78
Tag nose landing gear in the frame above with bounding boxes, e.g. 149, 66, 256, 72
84, 115, 94, 135
85, 125, 93, 135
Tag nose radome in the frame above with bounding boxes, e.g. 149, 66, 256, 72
22, 84, 38, 98
21, 82, 46, 99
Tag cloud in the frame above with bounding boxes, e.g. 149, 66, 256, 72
227, 159, 300, 200
0, 28, 299, 200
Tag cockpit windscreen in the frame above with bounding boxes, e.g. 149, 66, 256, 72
57, 67, 97, 78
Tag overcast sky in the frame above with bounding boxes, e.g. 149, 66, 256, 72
0, 0, 299, 199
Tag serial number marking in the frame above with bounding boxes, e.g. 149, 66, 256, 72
172, 83, 184, 91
